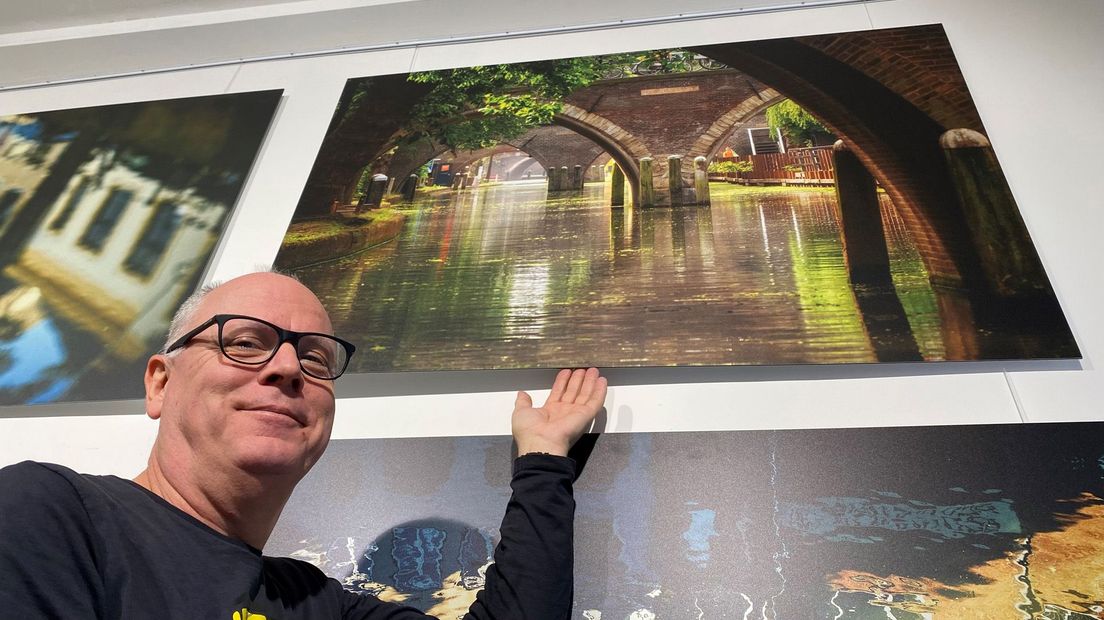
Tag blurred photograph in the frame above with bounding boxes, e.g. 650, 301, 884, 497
0, 90, 281, 405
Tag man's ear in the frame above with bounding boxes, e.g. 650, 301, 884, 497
144, 355, 170, 420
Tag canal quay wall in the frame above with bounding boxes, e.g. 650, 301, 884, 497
274, 212, 406, 269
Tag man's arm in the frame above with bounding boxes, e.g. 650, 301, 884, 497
342, 368, 607, 620
468, 368, 607, 619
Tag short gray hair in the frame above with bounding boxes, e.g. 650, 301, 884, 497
160, 268, 301, 355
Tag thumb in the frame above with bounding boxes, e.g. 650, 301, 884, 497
514, 390, 533, 411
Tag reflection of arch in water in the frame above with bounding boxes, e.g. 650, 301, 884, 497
344, 518, 498, 615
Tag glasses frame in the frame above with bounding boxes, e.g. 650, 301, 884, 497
164, 313, 356, 380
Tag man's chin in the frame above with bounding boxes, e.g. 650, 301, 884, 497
231, 441, 318, 479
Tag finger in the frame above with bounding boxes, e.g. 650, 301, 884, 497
584, 375, 608, 410
547, 368, 571, 403
573, 367, 600, 404
514, 390, 533, 412
564, 382, 606, 431
562, 368, 587, 403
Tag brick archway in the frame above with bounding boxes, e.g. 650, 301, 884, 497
554, 104, 648, 204
693, 36, 986, 291
504, 156, 541, 180
688, 88, 784, 161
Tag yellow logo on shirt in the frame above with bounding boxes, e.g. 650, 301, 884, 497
233, 609, 267, 620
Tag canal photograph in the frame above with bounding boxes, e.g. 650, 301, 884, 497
276, 24, 1078, 372
0, 90, 281, 405
269, 421, 1104, 619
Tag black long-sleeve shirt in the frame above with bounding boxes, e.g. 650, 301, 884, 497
0, 454, 576, 619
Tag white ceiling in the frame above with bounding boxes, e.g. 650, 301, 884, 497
0, 0, 878, 89
0, 0, 410, 37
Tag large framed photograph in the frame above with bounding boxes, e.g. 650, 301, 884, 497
275, 24, 1077, 372
0, 90, 282, 405
270, 422, 1104, 617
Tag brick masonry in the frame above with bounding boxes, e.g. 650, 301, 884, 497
695, 29, 996, 290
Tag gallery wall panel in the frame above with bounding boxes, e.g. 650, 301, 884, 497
0, 0, 876, 89
406, 4, 871, 74
0, 65, 242, 117
0, 411, 154, 472
206, 48, 418, 279
864, 0, 1103, 419
328, 371, 1023, 442
0, 0, 1097, 473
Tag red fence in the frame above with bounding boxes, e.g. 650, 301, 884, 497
712, 146, 835, 185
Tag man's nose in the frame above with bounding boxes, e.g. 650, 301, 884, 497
259, 341, 304, 390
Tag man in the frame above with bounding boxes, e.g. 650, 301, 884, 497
0, 272, 607, 618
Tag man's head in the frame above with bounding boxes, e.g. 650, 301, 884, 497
144, 272, 339, 484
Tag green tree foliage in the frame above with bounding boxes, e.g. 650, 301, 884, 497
766, 100, 833, 147
406, 60, 605, 150
708, 160, 753, 174
403, 50, 728, 150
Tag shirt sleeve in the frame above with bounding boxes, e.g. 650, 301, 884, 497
342, 453, 577, 620
0, 461, 106, 618
465, 453, 576, 620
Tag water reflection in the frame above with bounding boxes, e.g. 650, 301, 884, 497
271, 423, 1104, 619
295, 180, 956, 371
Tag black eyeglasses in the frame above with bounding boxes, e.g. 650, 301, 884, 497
164, 314, 356, 380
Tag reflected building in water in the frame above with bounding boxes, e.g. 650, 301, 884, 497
0, 116, 231, 404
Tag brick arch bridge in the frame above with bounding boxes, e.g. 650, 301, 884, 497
384, 124, 611, 186
293, 27, 1055, 324
382, 71, 784, 205
692, 25, 1026, 295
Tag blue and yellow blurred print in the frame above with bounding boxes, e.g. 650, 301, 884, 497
0, 90, 280, 405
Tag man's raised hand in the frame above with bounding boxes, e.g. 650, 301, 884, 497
512, 368, 607, 457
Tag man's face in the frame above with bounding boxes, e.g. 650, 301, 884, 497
145, 273, 338, 480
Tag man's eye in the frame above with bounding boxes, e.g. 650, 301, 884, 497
227, 336, 266, 350
300, 351, 331, 367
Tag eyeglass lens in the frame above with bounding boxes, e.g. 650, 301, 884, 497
219, 317, 347, 379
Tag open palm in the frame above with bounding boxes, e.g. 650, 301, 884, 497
513, 368, 607, 457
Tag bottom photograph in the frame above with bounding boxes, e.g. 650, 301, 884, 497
269, 422, 1104, 619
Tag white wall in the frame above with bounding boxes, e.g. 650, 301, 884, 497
1, 0, 1101, 476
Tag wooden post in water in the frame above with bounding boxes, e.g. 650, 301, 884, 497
940, 128, 1048, 296
573, 165, 584, 190
694, 156, 710, 206
546, 167, 558, 192
639, 157, 655, 208
610, 164, 625, 207
559, 166, 570, 192
365, 174, 388, 209
403, 174, 418, 202
833, 140, 922, 362
668, 155, 683, 206
832, 140, 894, 286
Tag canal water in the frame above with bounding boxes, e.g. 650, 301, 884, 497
295, 179, 946, 372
